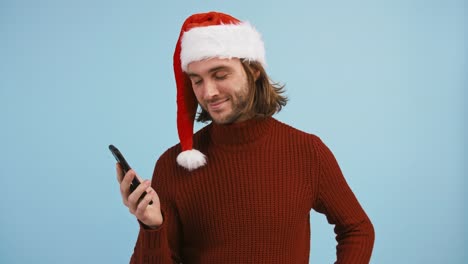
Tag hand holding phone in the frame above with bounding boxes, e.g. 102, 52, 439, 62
109, 144, 153, 205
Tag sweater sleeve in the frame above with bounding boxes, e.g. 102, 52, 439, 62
129, 153, 183, 264
129, 206, 182, 263
312, 137, 375, 264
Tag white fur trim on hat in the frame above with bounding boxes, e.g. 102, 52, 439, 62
176, 149, 207, 171
180, 22, 266, 71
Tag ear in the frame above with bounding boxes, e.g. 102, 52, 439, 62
254, 69, 260, 81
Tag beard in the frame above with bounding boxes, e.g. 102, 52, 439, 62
201, 85, 251, 125
212, 94, 249, 124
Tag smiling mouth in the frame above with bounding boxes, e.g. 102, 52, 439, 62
208, 98, 229, 111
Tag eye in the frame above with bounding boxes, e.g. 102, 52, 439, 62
191, 78, 203, 86
214, 71, 228, 80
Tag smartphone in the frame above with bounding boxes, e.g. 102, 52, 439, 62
109, 144, 153, 205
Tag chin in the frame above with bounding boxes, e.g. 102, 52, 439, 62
208, 108, 243, 124
212, 118, 231, 125
214, 115, 242, 125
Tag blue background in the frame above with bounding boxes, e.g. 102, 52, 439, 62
1, 0, 466, 263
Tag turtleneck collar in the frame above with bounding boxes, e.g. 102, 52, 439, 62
208, 117, 275, 147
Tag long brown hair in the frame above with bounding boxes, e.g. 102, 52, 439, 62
196, 60, 288, 122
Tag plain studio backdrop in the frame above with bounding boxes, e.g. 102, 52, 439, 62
1, 1, 466, 263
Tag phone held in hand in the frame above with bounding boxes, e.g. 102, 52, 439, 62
109, 144, 153, 205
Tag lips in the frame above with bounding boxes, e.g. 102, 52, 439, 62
208, 98, 229, 111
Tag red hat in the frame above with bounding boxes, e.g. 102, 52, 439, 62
173, 11, 266, 171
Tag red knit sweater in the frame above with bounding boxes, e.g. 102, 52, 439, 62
130, 117, 374, 263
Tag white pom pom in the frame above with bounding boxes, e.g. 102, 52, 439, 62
176, 149, 207, 171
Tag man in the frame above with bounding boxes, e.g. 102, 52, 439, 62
117, 11, 375, 263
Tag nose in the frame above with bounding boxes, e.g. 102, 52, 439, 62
202, 80, 219, 100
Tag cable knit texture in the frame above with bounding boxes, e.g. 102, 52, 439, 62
130, 117, 374, 264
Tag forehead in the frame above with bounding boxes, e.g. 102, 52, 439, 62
186, 58, 243, 75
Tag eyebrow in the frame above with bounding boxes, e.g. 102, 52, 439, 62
187, 65, 231, 78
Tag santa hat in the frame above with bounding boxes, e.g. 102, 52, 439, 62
173, 11, 266, 171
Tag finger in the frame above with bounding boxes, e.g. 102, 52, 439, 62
120, 170, 136, 205
120, 169, 136, 191
135, 188, 155, 218
128, 179, 151, 212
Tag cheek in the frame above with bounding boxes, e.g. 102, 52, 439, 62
192, 89, 203, 103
